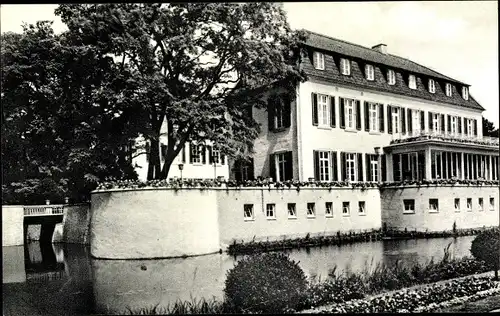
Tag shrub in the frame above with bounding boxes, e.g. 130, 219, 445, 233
223, 252, 307, 313
471, 227, 500, 280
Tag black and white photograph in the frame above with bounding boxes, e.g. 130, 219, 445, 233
1, 2, 499, 315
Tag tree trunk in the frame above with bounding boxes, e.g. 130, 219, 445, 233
147, 137, 161, 180
160, 155, 174, 179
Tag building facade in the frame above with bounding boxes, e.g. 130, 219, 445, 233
248, 30, 498, 183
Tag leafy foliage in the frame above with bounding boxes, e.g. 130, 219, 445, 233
482, 116, 499, 138
55, 3, 307, 180
224, 252, 307, 313
471, 228, 500, 280
1, 22, 139, 204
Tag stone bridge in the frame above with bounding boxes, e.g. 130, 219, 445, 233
2, 204, 91, 247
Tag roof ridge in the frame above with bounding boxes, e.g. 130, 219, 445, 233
301, 29, 467, 86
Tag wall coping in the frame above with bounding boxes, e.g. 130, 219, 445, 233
91, 186, 382, 194
380, 184, 499, 190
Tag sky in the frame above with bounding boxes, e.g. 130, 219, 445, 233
1, 2, 498, 127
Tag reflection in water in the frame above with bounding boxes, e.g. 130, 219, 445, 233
2, 236, 476, 315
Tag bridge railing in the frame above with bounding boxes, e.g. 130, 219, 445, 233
23, 205, 65, 216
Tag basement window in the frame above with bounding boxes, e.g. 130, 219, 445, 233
244, 204, 254, 221
403, 199, 415, 214
307, 203, 316, 218
429, 199, 439, 213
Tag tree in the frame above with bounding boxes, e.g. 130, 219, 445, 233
470, 228, 500, 280
55, 3, 306, 180
482, 116, 499, 138
1, 22, 140, 204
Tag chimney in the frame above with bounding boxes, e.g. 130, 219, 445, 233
372, 44, 387, 55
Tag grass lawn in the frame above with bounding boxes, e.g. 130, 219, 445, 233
435, 294, 500, 313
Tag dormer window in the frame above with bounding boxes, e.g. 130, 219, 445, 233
445, 83, 452, 96
408, 74, 416, 89
387, 69, 396, 85
340, 58, 351, 75
365, 64, 374, 81
462, 86, 469, 100
313, 51, 325, 70
428, 79, 435, 93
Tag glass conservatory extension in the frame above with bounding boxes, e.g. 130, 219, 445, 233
383, 133, 499, 182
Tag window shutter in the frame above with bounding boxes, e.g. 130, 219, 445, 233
357, 153, 363, 182
249, 158, 255, 180
313, 150, 320, 180
381, 154, 387, 182
428, 112, 433, 131
189, 143, 195, 163
341, 152, 346, 181
364, 101, 370, 131
401, 107, 406, 134
181, 144, 186, 163
201, 146, 206, 164
378, 103, 384, 133
330, 96, 336, 128
284, 94, 291, 128
420, 111, 425, 132
407, 109, 413, 134
312, 93, 318, 126
473, 119, 478, 136
268, 96, 276, 132
332, 151, 338, 181
387, 105, 393, 134
447, 115, 451, 133
440, 114, 445, 133
221, 154, 225, 165
365, 154, 371, 182
458, 117, 463, 135
208, 146, 213, 164
285, 151, 293, 180
356, 100, 361, 130
340, 98, 346, 129
269, 154, 276, 181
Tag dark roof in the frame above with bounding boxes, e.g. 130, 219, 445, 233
299, 30, 484, 111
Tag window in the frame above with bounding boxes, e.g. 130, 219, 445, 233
403, 199, 415, 214
211, 147, 221, 164
478, 198, 483, 211
387, 69, 396, 85
288, 203, 297, 218
266, 204, 276, 219
244, 204, 254, 220
319, 151, 331, 182
432, 113, 441, 133
409, 74, 417, 89
466, 198, 472, 211
490, 198, 495, 211
325, 202, 333, 217
369, 155, 379, 182
340, 58, 350, 75
445, 83, 452, 96
313, 51, 325, 70
342, 202, 350, 215
454, 198, 460, 212
450, 116, 458, 135
429, 199, 439, 213
275, 152, 288, 182
358, 201, 366, 214
190, 144, 205, 164
345, 98, 356, 129
307, 203, 316, 218
318, 94, 329, 127
428, 79, 435, 93
269, 95, 290, 131
365, 64, 374, 81
346, 153, 356, 182
392, 107, 400, 134
368, 102, 378, 132
466, 118, 474, 137
462, 86, 469, 100
412, 110, 422, 134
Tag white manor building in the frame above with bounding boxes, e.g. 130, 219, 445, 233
241, 30, 499, 184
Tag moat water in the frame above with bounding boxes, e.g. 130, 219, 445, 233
2, 236, 476, 315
